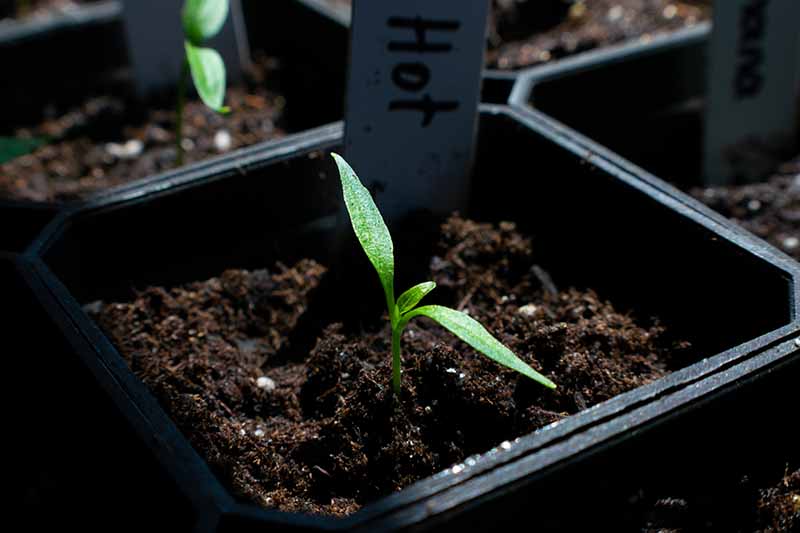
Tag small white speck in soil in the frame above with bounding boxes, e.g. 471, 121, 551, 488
257, 376, 276, 391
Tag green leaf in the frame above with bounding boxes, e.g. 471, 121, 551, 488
332, 153, 395, 308
182, 0, 229, 44
397, 281, 436, 315
0, 136, 47, 164
406, 305, 556, 389
185, 41, 229, 113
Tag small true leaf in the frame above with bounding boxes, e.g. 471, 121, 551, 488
182, 0, 229, 44
0, 136, 47, 164
408, 305, 556, 389
332, 153, 395, 307
185, 41, 229, 113
397, 281, 436, 315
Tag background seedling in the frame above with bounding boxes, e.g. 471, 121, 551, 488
177, 0, 231, 166
332, 153, 556, 396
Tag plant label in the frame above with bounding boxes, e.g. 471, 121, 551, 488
704, 0, 800, 184
121, 0, 250, 97
343, 0, 490, 220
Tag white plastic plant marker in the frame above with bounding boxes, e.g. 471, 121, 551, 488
703, 0, 800, 185
343, 0, 490, 220
121, 0, 250, 97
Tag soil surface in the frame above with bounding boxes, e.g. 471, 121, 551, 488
693, 156, 800, 262
94, 215, 690, 516
0, 0, 88, 21
0, 57, 285, 202
488, 0, 710, 69
638, 466, 800, 532
324, 0, 711, 70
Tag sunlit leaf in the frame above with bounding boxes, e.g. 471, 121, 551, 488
185, 41, 229, 113
406, 305, 557, 389
182, 0, 229, 44
332, 153, 395, 308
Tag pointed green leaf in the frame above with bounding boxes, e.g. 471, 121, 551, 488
185, 41, 229, 113
397, 281, 436, 315
406, 305, 556, 389
182, 0, 229, 44
332, 153, 395, 308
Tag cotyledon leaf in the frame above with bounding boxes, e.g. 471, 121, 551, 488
185, 41, 229, 113
182, 0, 229, 44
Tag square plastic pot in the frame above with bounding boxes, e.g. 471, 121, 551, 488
3, 251, 196, 531
509, 22, 710, 190
250, 0, 524, 108
22, 106, 800, 531
261, 1, 713, 109
0, 1, 125, 126
1, 2, 122, 250
483, 344, 800, 531
0, 1, 348, 252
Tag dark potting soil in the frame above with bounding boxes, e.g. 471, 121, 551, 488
323, 0, 710, 70
92, 215, 691, 516
0, 0, 90, 21
0, 56, 285, 202
487, 0, 710, 69
692, 156, 800, 262
636, 466, 800, 532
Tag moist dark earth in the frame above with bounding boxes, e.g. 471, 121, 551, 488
94, 215, 691, 516
693, 156, 800, 262
0, 0, 89, 20
0, 56, 285, 202
636, 467, 800, 532
325, 0, 711, 70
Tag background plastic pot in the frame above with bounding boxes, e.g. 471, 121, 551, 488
255, 0, 712, 111
21, 103, 799, 530
0, 1, 125, 126
0, 0, 532, 252
0, 0, 350, 252
510, 22, 711, 189
249, 0, 526, 110
1, 1, 121, 251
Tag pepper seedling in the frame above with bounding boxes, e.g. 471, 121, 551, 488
177, 0, 231, 166
332, 153, 556, 396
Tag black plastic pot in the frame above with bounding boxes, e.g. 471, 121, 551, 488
0, 1, 126, 127
3, 251, 192, 531
0, 199, 58, 253
487, 338, 800, 531
250, 0, 520, 108
21, 104, 800, 530
510, 22, 711, 189
259, 0, 714, 110
0, 1, 350, 252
